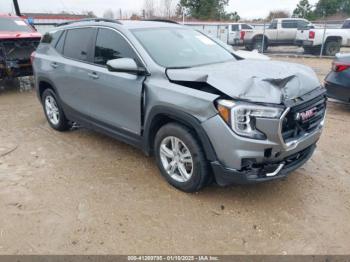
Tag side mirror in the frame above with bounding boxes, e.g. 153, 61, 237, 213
106, 58, 147, 75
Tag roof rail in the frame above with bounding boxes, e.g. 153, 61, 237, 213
143, 19, 179, 24
56, 18, 122, 27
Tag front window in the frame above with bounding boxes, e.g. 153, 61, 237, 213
132, 28, 234, 68
0, 17, 33, 32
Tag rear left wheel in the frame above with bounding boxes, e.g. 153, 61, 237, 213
42, 89, 71, 131
323, 40, 341, 56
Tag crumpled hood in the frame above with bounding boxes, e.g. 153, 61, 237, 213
166, 60, 320, 104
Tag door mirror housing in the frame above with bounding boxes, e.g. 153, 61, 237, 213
106, 58, 147, 75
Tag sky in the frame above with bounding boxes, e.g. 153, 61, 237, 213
0, 0, 319, 19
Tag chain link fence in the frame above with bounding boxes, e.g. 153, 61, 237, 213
32, 18, 350, 58
190, 19, 349, 58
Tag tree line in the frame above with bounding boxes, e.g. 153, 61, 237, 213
96, 0, 350, 22
293, 0, 350, 20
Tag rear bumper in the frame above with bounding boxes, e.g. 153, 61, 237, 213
211, 144, 316, 186
325, 81, 350, 103
295, 40, 314, 47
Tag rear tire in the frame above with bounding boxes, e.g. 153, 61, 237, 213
323, 40, 340, 56
154, 123, 211, 193
42, 89, 71, 131
253, 37, 268, 53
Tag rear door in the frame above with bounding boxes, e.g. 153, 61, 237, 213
86, 27, 146, 134
49, 27, 97, 117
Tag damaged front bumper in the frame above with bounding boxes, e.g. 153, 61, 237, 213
211, 144, 316, 186
202, 89, 326, 186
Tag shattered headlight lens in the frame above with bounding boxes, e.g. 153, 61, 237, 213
216, 100, 284, 140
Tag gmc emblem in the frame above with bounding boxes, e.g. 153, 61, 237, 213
295, 107, 317, 122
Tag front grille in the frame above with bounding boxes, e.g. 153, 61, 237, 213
282, 95, 326, 142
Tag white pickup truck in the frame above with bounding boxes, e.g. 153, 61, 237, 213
295, 19, 350, 56
186, 22, 253, 46
242, 18, 312, 52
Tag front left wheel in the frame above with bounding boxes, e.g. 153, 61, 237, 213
42, 89, 71, 131
154, 123, 211, 193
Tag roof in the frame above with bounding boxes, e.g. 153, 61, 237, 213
122, 20, 182, 29
22, 13, 92, 20
59, 19, 182, 30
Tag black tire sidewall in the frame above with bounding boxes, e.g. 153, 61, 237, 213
42, 89, 70, 131
154, 123, 209, 193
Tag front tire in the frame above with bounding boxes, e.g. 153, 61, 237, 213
154, 123, 211, 193
42, 89, 71, 131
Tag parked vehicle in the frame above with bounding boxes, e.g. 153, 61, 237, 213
243, 18, 312, 52
325, 53, 350, 102
205, 35, 270, 60
296, 18, 350, 56
0, 14, 41, 80
187, 22, 253, 46
32, 19, 327, 192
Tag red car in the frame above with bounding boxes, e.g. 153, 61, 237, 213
0, 14, 41, 79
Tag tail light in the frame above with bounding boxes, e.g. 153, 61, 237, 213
309, 31, 315, 39
30, 51, 36, 64
240, 31, 245, 40
332, 61, 350, 72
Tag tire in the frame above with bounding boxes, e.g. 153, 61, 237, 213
323, 41, 340, 56
154, 123, 211, 193
245, 45, 253, 51
253, 37, 268, 53
42, 89, 71, 131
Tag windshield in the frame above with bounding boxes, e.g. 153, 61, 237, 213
0, 17, 33, 32
132, 28, 234, 68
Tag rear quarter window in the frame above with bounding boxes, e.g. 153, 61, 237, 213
41, 30, 63, 45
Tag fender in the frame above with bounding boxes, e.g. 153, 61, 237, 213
36, 76, 60, 101
142, 105, 218, 162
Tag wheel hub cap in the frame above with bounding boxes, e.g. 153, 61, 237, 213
159, 136, 193, 183
45, 95, 60, 125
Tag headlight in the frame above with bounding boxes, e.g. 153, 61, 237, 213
216, 100, 284, 140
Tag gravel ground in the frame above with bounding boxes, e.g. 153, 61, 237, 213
0, 57, 349, 255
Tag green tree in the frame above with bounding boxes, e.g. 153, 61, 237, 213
313, 0, 347, 17
293, 0, 314, 19
179, 0, 230, 20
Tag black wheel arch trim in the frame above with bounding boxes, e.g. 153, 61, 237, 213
36, 76, 61, 101
142, 106, 218, 162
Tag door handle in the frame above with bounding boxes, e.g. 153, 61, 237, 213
50, 62, 58, 69
88, 72, 99, 80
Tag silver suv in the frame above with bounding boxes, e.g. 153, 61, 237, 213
32, 19, 327, 192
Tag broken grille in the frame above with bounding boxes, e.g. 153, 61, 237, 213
282, 95, 327, 142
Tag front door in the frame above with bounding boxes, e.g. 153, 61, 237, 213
86, 28, 146, 135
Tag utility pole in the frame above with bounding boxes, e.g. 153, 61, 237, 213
13, 0, 21, 16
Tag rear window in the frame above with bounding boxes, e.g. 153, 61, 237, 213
0, 17, 33, 32
231, 25, 239, 31
282, 20, 298, 29
63, 28, 95, 61
342, 20, 350, 29
241, 24, 252, 30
